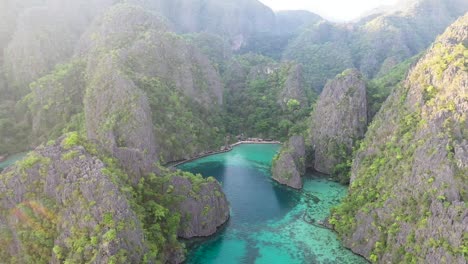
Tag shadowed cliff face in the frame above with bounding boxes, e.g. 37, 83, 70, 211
272, 135, 306, 189
331, 14, 467, 263
310, 69, 368, 176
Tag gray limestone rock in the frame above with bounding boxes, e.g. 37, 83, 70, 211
337, 15, 468, 263
272, 135, 306, 189
0, 137, 146, 263
310, 69, 368, 175
169, 176, 230, 238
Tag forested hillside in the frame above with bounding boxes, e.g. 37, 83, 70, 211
0, 0, 466, 263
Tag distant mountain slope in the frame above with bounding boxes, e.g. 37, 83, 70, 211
284, 0, 468, 92
275, 10, 322, 34
134, 0, 276, 50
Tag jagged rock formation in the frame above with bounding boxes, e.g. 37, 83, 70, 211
0, 137, 147, 263
85, 54, 158, 180
331, 15, 467, 263
272, 135, 306, 189
0, 3, 232, 262
310, 69, 368, 176
278, 64, 308, 110
170, 176, 229, 238
79, 3, 225, 165
0, 133, 230, 263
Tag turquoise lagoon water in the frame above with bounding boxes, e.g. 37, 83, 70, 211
0, 152, 27, 171
177, 144, 367, 264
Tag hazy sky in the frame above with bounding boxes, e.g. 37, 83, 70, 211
258, 0, 400, 21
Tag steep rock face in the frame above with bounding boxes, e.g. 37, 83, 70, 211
0, 134, 230, 263
169, 176, 229, 238
278, 64, 308, 109
134, 0, 276, 49
90, 4, 223, 103
272, 135, 306, 189
79, 4, 225, 165
310, 69, 367, 175
84, 55, 158, 181
0, 139, 146, 263
331, 15, 467, 263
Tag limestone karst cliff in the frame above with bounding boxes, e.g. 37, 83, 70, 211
310, 69, 368, 178
0, 133, 230, 263
0, 0, 466, 263
272, 135, 306, 189
331, 14, 468, 263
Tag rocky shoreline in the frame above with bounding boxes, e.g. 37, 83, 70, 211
168, 140, 281, 168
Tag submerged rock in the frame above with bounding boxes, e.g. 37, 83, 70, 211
272, 135, 306, 189
310, 69, 368, 175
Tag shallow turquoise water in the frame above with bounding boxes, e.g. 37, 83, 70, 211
0, 153, 27, 171
178, 144, 367, 264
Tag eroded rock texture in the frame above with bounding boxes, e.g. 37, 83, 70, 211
332, 14, 468, 263
310, 69, 368, 175
0, 138, 146, 263
272, 135, 306, 189
170, 176, 230, 238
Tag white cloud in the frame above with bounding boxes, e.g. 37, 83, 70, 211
258, 0, 400, 21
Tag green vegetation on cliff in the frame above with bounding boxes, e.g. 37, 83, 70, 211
330, 15, 467, 263
0, 132, 228, 263
224, 55, 311, 140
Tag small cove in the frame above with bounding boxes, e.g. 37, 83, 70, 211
177, 144, 367, 264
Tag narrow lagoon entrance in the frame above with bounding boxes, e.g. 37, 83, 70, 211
177, 144, 367, 264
